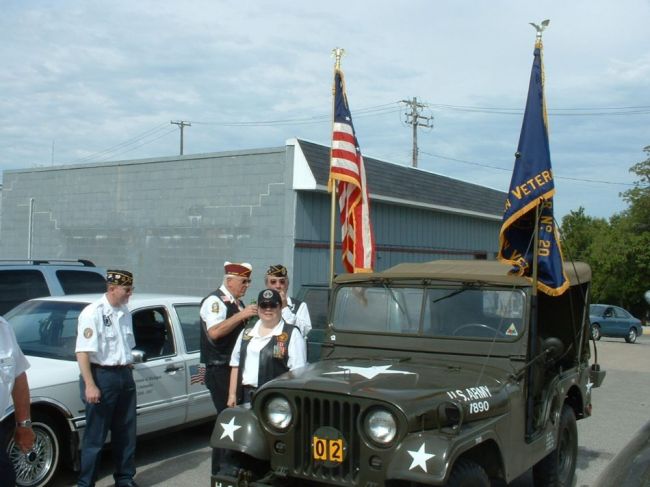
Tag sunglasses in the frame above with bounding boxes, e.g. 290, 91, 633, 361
238, 278, 252, 284
268, 278, 287, 285
259, 303, 279, 310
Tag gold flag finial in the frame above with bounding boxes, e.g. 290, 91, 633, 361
529, 19, 550, 47
332, 47, 345, 70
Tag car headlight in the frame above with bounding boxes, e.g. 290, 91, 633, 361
264, 396, 293, 431
364, 409, 397, 445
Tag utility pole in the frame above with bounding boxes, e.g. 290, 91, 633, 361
170, 120, 191, 155
401, 97, 433, 168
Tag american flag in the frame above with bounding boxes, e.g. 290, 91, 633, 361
329, 68, 375, 273
189, 364, 206, 385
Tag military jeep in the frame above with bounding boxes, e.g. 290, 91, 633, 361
210, 260, 605, 486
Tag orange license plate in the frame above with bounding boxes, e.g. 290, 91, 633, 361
312, 436, 344, 464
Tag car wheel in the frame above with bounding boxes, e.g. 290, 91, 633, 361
5, 412, 62, 487
446, 458, 490, 487
625, 328, 638, 344
532, 404, 577, 487
591, 324, 601, 341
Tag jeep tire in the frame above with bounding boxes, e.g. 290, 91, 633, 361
532, 404, 577, 487
446, 458, 490, 487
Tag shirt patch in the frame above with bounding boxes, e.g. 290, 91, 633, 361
211, 301, 220, 313
277, 332, 288, 343
83, 328, 93, 339
242, 329, 253, 341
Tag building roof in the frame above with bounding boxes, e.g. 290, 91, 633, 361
296, 139, 506, 219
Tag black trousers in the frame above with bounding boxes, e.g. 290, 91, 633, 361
0, 420, 16, 487
205, 364, 230, 475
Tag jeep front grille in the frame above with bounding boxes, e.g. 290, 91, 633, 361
292, 395, 361, 485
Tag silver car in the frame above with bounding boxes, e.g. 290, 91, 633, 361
1, 294, 213, 487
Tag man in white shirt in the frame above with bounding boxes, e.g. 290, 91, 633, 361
1, 316, 35, 487
75, 269, 138, 487
265, 265, 312, 337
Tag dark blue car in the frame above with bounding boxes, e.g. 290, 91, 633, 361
589, 304, 643, 343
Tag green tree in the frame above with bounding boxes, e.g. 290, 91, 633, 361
561, 147, 650, 320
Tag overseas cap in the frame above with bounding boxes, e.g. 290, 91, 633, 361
224, 261, 252, 278
107, 269, 133, 286
266, 264, 288, 277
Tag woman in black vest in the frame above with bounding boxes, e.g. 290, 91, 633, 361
227, 289, 307, 406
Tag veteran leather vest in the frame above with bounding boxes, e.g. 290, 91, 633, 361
200, 289, 246, 365
236, 322, 296, 403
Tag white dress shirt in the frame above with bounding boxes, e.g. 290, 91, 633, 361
0, 316, 30, 416
75, 294, 135, 366
230, 319, 307, 387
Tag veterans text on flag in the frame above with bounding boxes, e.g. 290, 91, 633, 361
497, 40, 568, 296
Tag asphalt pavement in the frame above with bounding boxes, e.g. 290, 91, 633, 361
50, 330, 650, 487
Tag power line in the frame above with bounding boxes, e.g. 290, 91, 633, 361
419, 150, 635, 186
67, 122, 172, 164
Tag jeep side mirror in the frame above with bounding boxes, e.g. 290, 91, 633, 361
542, 337, 565, 363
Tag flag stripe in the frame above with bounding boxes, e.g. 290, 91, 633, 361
328, 68, 375, 273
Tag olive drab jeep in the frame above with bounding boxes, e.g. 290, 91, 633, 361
210, 260, 605, 487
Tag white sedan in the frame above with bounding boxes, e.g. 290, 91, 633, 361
1, 294, 213, 487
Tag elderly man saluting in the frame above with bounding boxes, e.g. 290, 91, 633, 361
200, 261, 257, 474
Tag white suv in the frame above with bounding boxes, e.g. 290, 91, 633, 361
0, 260, 107, 315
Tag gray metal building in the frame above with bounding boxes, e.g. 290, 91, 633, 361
0, 139, 506, 297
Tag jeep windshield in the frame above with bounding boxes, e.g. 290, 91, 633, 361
332, 285, 526, 341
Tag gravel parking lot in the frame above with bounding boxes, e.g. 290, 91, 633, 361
50, 330, 650, 487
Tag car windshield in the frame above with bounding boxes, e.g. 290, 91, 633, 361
332, 285, 526, 341
5, 300, 87, 361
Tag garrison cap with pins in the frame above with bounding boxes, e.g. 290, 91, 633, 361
224, 261, 252, 278
106, 269, 133, 286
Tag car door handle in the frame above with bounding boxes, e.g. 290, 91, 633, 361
165, 364, 184, 373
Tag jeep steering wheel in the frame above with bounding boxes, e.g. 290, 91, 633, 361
453, 323, 505, 338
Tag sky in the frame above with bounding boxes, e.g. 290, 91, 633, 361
1, 0, 649, 221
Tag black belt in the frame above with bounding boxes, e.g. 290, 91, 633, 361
91, 363, 132, 369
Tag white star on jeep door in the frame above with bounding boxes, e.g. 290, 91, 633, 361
407, 442, 435, 472
323, 365, 415, 379
220, 417, 242, 441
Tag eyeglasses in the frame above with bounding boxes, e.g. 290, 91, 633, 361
238, 278, 252, 285
259, 303, 279, 310
268, 278, 287, 285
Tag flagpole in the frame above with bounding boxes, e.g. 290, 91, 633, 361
329, 48, 345, 288
526, 27, 546, 440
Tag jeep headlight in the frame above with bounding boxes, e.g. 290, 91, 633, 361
364, 409, 397, 445
264, 396, 293, 431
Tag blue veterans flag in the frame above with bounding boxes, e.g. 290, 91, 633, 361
497, 41, 568, 296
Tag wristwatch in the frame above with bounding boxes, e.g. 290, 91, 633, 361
16, 419, 32, 428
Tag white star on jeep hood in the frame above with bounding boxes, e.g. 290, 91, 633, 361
407, 442, 435, 472
220, 416, 241, 441
324, 365, 415, 380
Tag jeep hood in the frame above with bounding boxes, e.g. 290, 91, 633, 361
266, 358, 511, 415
